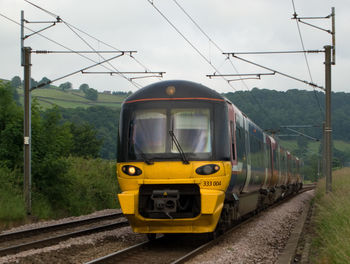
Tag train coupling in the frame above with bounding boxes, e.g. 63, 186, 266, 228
151, 190, 179, 218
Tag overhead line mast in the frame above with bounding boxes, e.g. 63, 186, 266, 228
20, 2, 165, 214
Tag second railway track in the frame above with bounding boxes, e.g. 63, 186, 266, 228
0, 211, 128, 257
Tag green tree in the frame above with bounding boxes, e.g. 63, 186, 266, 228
38, 77, 51, 88
79, 83, 89, 92
84, 88, 98, 101
59, 82, 72, 91
0, 81, 23, 169
30, 78, 38, 89
70, 122, 102, 158
31, 105, 73, 207
10, 76, 21, 88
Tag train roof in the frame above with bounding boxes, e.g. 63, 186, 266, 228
124, 80, 226, 103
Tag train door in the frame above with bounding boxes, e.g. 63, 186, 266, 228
226, 104, 247, 195
280, 148, 287, 187
265, 135, 273, 188
235, 113, 247, 193
286, 152, 291, 185
241, 118, 251, 193
262, 134, 269, 189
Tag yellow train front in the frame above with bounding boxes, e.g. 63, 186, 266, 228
117, 80, 232, 234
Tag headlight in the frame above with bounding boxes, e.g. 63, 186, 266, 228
122, 165, 142, 176
195, 164, 220, 175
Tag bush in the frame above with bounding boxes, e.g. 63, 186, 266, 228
0, 167, 25, 222
63, 157, 119, 215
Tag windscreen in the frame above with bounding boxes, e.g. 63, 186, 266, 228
131, 109, 166, 154
129, 107, 212, 161
171, 109, 211, 153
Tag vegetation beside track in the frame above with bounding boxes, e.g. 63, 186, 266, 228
0, 81, 119, 230
0, 157, 119, 229
311, 167, 350, 263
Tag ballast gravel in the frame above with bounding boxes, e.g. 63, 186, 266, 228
0, 209, 121, 235
0, 191, 313, 263
0, 226, 145, 264
188, 190, 314, 264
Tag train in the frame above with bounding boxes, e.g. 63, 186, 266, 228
117, 80, 302, 239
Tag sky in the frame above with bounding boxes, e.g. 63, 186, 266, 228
0, 0, 348, 94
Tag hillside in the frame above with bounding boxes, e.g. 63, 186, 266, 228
16, 87, 125, 109
7, 83, 350, 167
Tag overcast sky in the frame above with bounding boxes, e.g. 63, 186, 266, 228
0, 0, 348, 94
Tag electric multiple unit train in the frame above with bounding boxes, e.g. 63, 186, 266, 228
117, 80, 302, 237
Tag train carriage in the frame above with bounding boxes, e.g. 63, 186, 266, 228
117, 80, 302, 236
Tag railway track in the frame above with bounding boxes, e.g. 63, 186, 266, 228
86, 186, 315, 264
0, 212, 128, 257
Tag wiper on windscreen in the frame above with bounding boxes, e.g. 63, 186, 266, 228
169, 130, 189, 164
134, 144, 154, 165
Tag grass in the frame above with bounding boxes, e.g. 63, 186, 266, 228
0, 157, 120, 230
16, 87, 126, 109
310, 167, 350, 263
279, 139, 350, 155
0, 167, 26, 229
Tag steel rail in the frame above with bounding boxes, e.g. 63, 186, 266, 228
0, 212, 123, 242
85, 240, 152, 264
0, 219, 128, 257
86, 186, 315, 264
172, 186, 315, 264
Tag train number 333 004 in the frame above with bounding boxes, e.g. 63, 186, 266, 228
202, 180, 222, 187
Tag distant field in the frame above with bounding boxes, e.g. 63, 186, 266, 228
279, 139, 350, 155
17, 87, 126, 109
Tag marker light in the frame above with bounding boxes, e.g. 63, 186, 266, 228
166, 86, 176, 96
128, 167, 136, 175
122, 165, 142, 176
195, 164, 220, 175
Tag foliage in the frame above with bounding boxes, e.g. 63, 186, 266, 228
38, 77, 51, 88
311, 168, 350, 263
79, 83, 89, 92
112, 90, 132, 96
10, 76, 21, 88
70, 122, 102, 158
61, 157, 119, 215
0, 80, 118, 223
60, 106, 120, 159
30, 78, 38, 89
84, 87, 98, 101
78, 83, 98, 101
0, 167, 25, 223
59, 81, 72, 91
223, 88, 350, 142
0, 81, 23, 169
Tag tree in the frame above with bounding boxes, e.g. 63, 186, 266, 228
38, 77, 51, 88
30, 78, 38, 89
79, 83, 89, 93
0, 81, 23, 169
59, 82, 72, 91
10, 76, 21, 88
84, 88, 98, 101
70, 122, 102, 158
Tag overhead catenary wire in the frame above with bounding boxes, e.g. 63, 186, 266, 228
172, 0, 262, 87
24, 0, 157, 75
172, 0, 326, 124
63, 21, 142, 88
229, 54, 324, 90
291, 0, 324, 118
0, 12, 143, 88
24, 0, 162, 87
150, 0, 275, 127
146, 0, 237, 90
